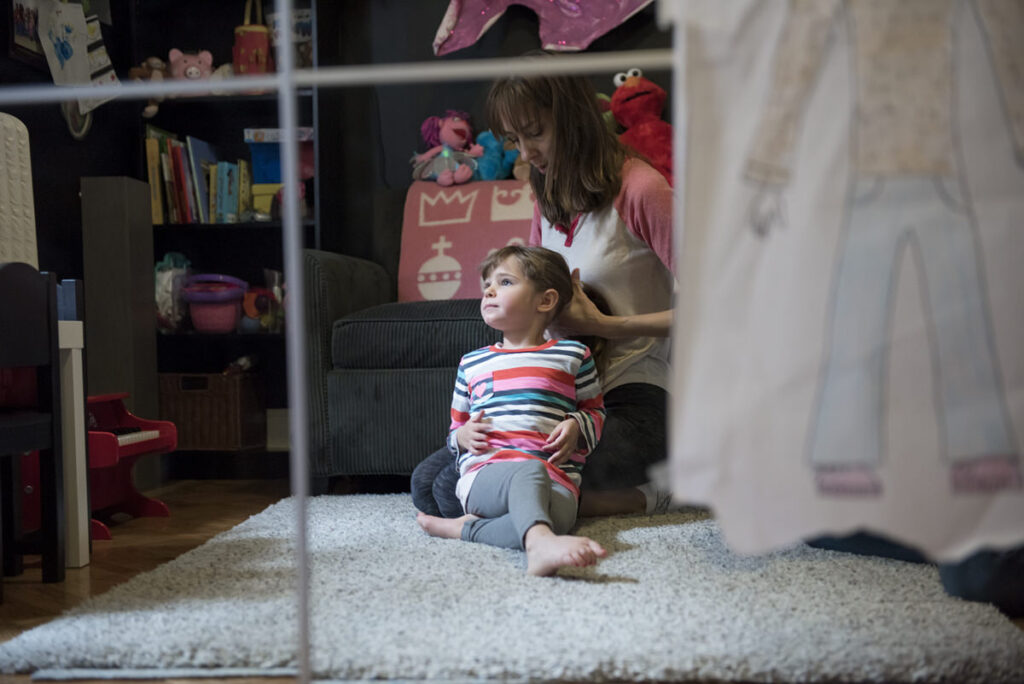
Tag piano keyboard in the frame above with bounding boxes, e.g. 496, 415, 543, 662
115, 429, 161, 446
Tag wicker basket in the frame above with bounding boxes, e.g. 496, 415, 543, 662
158, 372, 266, 451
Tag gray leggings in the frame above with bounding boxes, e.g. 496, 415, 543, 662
461, 460, 578, 550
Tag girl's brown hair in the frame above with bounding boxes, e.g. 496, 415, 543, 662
486, 52, 625, 228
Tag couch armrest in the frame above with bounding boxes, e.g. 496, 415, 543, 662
303, 248, 394, 476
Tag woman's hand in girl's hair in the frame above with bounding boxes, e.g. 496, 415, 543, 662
543, 418, 581, 466
456, 411, 491, 455
555, 269, 608, 338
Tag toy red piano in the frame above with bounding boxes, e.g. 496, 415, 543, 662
87, 393, 177, 540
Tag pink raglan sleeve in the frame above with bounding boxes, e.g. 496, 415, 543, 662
614, 159, 675, 274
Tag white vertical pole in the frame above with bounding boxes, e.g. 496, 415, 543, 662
273, 0, 310, 681
663, 0, 688, 462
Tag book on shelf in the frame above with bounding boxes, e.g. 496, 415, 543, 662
143, 125, 263, 225
179, 141, 198, 223
169, 140, 194, 223
237, 158, 252, 219
208, 163, 218, 226
145, 124, 179, 224
186, 135, 219, 224
161, 138, 184, 224
215, 161, 239, 224
144, 137, 164, 225
242, 127, 315, 142
145, 123, 178, 148
159, 151, 179, 224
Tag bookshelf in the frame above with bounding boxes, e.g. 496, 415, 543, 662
128, 0, 319, 470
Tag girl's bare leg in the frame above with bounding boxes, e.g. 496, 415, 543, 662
417, 512, 477, 539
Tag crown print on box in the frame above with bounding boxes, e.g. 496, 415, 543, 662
490, 182, 534, 222
419, 187, 479, 226
399, 180, 534, 302
417, 235, 462, 300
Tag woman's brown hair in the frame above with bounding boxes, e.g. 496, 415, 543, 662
486, 52, 625, 228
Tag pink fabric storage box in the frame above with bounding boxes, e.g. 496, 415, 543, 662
397, 180, 535, 302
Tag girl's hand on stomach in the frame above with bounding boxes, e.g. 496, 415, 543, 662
457, 411, 491, 455
543, 418, 580, 466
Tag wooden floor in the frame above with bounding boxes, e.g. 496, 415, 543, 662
2, 479, 1022, 684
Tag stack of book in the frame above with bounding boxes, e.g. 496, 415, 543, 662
144, 124, 254, 225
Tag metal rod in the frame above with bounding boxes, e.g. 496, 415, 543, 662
0, 49, 673, 105
272, 0, 310, 681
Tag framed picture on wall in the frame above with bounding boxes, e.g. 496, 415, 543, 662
8, 0, 48, 70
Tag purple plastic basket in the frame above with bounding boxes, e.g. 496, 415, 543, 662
183, 274, 248, 333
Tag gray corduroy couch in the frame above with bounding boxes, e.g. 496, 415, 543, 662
302, 248, 499, 492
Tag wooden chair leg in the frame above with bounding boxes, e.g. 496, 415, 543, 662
0, 456, 4, 604
0, 454, 24, 577
38, 446, 65, 583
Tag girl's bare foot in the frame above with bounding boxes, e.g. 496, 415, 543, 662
524, 525, 607, 576
416, 512, 477, 539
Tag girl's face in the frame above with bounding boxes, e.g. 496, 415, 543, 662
503, 111, 554, 174
480, 257, 545, 333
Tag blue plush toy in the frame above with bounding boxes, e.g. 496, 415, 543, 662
472, 130, 519, 181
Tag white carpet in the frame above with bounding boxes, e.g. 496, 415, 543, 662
2, 494, 1023, 681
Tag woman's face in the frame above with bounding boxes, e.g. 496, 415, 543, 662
503, 111, 554, 174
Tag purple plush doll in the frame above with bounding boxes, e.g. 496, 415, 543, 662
411, 110, 484, 186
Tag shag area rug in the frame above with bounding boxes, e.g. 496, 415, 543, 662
2, 494, 1023, 682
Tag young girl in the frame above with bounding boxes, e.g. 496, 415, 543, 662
412, 53, 676, 518
416, 245, 607, 576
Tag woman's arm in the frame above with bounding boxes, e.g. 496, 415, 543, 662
559, 271, 672, 339
593, 308, 673, 339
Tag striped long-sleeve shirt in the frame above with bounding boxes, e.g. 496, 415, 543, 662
448, 339, 605, 506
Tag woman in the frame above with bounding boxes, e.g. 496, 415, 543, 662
412, 53, 676, 518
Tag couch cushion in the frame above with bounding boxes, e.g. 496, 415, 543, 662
325, 367, 455, 475
331, 299, 499, 370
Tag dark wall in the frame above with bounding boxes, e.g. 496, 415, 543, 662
318, 1, 671, 276
2, 1, 670, 284
0, 3, 138, 281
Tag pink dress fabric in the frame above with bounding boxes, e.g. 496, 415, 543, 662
432, 0, 654, 56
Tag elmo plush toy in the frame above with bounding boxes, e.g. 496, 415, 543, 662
610, 68, 673, 186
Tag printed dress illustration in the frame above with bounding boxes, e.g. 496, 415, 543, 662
744, 0, 1023, 496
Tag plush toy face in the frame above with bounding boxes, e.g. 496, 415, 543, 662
438, 115, 474, 150
168, 49, 214, 80
611, 68, 667, 130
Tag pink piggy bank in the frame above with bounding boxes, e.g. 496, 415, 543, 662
168, 49, 213, 80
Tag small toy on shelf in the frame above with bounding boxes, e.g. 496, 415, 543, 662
610, 67, 673, 186
166, 48, 234, 95
155, 252, 191, 333
168, 48, 214, 80
472, 130, 518, 181
129, 56, 168, 118
411, 110, 484, 186
239, 287, 280, 333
